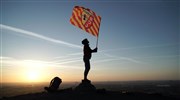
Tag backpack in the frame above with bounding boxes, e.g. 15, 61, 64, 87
44, 77, 62, 92
50, 77, 62, 89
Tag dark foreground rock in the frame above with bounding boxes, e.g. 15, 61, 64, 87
1, 80, 179, 100
75, 80, 96, 92
1, 88, 179, 100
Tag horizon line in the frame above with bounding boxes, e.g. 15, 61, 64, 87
1, 79, 179, 83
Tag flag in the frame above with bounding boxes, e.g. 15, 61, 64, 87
70, 6, 101, 37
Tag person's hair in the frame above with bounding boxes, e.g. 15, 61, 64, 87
82, 38, 89, 45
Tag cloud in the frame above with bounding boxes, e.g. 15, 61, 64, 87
99, 43, 179, 53
1, 24, 81, 49
93, 58, 120, 63
103, 53, 142, 64
50, 57, 82, 63
0, 56, 83, 71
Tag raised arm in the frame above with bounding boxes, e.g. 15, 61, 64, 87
92, 47, 98, 53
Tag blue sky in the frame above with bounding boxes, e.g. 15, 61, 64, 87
0, 0, 179, 82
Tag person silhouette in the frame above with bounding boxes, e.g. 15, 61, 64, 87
82, 38, 97, 81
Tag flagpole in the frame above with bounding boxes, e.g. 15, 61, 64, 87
96, 35, 99, 48
96, 20, 101, 48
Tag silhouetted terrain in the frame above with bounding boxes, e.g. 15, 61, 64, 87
0, 80, 179, 100
0, 88, 179, 100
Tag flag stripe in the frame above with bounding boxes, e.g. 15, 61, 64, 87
73, 10, 87, 32
74, 10, 89, 33
91, 24, 98, 36
90, 11, 101, 28
70, 6, 101, 37
92, 21, 99, 35
70, 16, 79, 29
76, 6, 83, 13
88, 28, 95, 36
95, 16, 100, 32
77, 7, 96, 35
89, 10, 100, 36
94, 16, 101, 30
88, 10, 100, 36
73, 8, 90, 33
72, 13, 83, 30
97, 16, 101, 24
91, 18, 99, 34
97, 16, 101, 32
90, 27, 96, 36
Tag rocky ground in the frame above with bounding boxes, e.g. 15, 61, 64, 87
1, 80, 179, 100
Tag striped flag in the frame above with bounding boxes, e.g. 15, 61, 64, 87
70, 6, 101, 37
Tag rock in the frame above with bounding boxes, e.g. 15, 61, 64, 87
75, 79, 96, 92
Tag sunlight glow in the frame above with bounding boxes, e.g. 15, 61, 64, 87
22, 60, 48, 82
27, 70, 39, 82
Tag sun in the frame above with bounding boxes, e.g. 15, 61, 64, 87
27, 70, 39, 82
22, 60, 47, 82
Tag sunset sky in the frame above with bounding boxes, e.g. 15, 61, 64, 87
0, 0, 179, 82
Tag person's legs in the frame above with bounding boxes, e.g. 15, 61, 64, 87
84, 59, 90, 80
